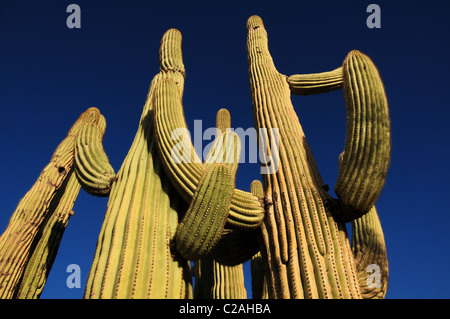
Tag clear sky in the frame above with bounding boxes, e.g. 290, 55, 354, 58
0, 0, 449, 299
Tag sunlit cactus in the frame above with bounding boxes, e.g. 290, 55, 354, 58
1, 14, 391, 300
84, 29, 193, 299
0, 107, 114, 299
246, 15, 390, 298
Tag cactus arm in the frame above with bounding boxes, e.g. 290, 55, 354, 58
14, 169, 80, 299
84, 29, 193, 299
193, 108, 249, 299
351, 205, 388, 299
334, 50, 391, 222
74, 119, 116, 197
0, 107, 102, 299
175, 162, 234, 260
152, 71, 265, 231
246, 15, 361, 299
287, 67, 343, 95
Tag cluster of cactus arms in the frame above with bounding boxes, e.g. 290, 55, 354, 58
0, 15, 390, 299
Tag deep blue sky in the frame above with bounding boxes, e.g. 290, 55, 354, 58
1, 0, 449, 299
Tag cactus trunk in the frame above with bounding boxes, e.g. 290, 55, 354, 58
0, 107, 109, 299
84, 29, 192, 299
246, 15, 361, 299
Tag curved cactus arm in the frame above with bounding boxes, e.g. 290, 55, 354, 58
175, 162, 234, 260
0, 107, 102, 299
152, 73, 264, 231
287, 67, 343, 95
74, 118, 116, 197
334, 50, 391, 222
351, 205, 389, 299
15, 169, 80, 299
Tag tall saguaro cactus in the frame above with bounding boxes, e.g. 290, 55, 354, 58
84, 29, 193, 299
0, 107, 114, 299
1, 15, 391, 300
246, 15, 390, 298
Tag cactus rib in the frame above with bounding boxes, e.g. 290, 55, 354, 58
15, 169, 80, 298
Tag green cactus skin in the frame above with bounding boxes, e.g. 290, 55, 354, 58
175, 162, 234, 260
192, 108, 249, 299
247, 15, 375, 298
249, 180, 269, 299
287, 67, 343, 95
351, 205, 388, 299
15, 169, 80, 299
334, 50, 391, 221
0, 107, 107, 299
194, 254, 247, 299
84, 29, 193, 299
74, 119, 116, 197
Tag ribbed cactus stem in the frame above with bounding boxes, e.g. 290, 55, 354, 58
194, 254, 247, 299
74, 119, 116, 197
247, 15, 361, 298
287, 67, 343, 95
175, 162, 234, 260
15, 169, 80, 299
84, 29, 192, 299
334, 50, 391, 221
249, 180, 269, 299
0, 107, 103, 299
351, 205, 388, 299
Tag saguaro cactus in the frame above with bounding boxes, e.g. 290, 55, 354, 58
84, 29, 193, 299
246, 15, 390, 298
0, 107, 114, 299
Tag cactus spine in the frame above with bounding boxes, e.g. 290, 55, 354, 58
0, 107, 113, 299
246, 15, 390, 298
84, 29, 192, 299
